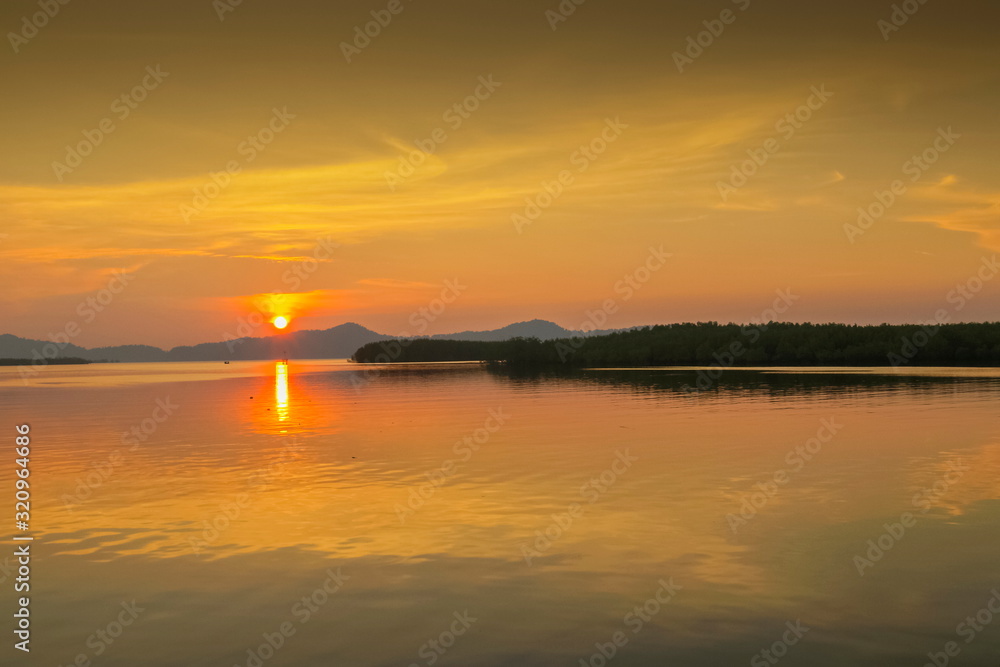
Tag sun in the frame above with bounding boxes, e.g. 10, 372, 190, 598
272, 316, 289, 330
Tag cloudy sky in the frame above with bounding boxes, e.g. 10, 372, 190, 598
2, 0, 998, 347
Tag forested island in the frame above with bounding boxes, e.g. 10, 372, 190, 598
351, 322, 1000, 368
0, 357, 92, 366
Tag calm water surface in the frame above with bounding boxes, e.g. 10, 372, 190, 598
2, 361, 1000, 666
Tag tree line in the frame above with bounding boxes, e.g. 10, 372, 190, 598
1, 357, 92, 366
351, 322, 1000, 367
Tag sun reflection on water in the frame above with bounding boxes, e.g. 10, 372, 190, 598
275, 361, 289, 423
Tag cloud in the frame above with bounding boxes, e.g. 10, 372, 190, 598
357, 279, 437, 290
905, 181, 1000, 250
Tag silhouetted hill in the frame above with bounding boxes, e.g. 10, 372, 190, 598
430, 319, 620, 342
86, 345, 169, 363
0, 333, 91, 359
0, 320, 603, 363
0, 323, 385, 363
166, 323, 384, 361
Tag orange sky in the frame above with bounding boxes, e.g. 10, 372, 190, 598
2, 0, 998, 347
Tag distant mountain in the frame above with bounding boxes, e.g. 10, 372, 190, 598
1, 320, 611, 363
86, 344, 170, 363
0, 323, 385, 364
165, 322, 383, 361
430, 319, 621, 342
0, 333, 92, 359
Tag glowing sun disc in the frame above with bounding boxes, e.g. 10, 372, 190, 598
273, 316, 289, 329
